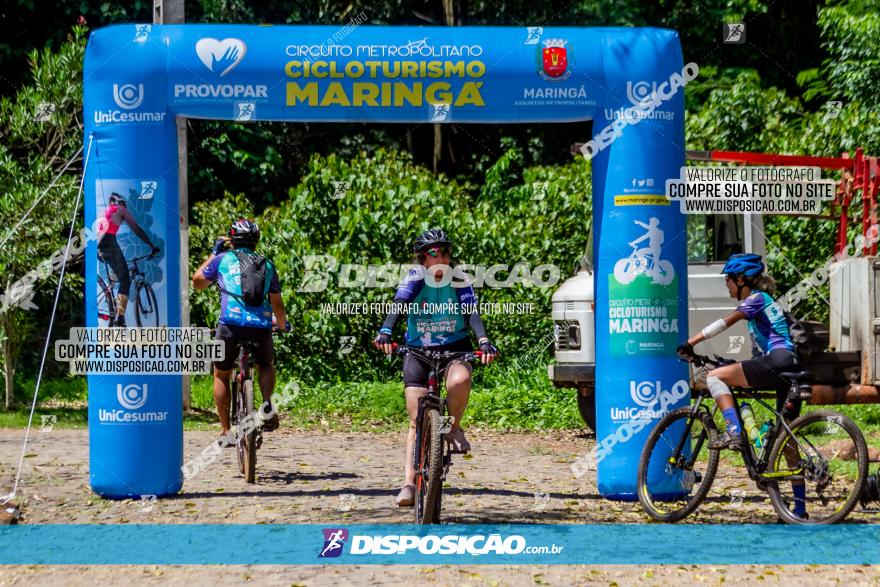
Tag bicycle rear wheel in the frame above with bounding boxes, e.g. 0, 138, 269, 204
134, 282, 159, 327
230, 378, 245, 475
638, 407, 720, 522
766, 410, 868, 524
238, 379, 257, 483
415, 408, 444, 524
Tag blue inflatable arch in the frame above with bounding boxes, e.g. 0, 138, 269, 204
84, 24, 688, 500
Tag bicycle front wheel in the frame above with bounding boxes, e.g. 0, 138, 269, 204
238, 379, 257, 484
415, 408, 444, 524
766, 410, 868, 524
638, 407, 720, 523
134, 282, 159, 327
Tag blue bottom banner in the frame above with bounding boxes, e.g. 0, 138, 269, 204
1, 524, 878, 565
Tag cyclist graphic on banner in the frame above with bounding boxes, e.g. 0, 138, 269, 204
96, 184, 163, 328
614, 217, 674, 286
608, 216, 680, 357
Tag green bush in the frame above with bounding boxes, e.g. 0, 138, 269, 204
190, 147, 592, 383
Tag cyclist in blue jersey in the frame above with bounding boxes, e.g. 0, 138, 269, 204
677, 253, 807, 519
678, 253, 799, 450
192, 218, 288, 441
374, 229, 498, 507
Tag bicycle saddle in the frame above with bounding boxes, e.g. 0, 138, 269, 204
779, 371, 816, 383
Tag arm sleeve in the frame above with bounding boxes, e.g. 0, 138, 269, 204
201, 254, 222, 283
379, 267, 424, 333
455, 283, 488, 340
121, 208, 152, 246
736, 293, 766, 319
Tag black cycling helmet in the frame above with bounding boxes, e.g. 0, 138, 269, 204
721, 253, 764, 277
109, 193, 127, 206
229, 218, 260, 247
413, 228, 451, 253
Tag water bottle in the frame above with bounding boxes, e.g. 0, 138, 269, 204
756, 422, 772, 449
740, 403, 759, 444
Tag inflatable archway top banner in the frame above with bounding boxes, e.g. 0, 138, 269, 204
83, 24, 687, 500
85, 24, 687, 123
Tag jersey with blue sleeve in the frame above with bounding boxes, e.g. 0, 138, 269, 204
736, 290, 794, 355
393, 266, 478, 347
202, 248, 281, 329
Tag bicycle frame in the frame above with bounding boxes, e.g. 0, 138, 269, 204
401, 348, 480, 483
684, 357, 814, 486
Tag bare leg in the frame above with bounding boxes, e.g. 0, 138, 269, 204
708, 363, 749, 411
444, 362, 473, 432
257, 362, 275, 403
403, 386, 427, 486
213, 368, 233, 433
116, 293, 129, 318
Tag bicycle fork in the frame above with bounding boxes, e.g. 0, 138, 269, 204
414, 392, 451, 482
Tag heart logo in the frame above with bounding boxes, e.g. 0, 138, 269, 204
195, 38, 246, 77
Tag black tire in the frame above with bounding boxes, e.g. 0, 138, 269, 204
240, 379, 257, 484
231, 378, 245, 475
97, 275, 116, 326
637, 406, 720, 523
415, 408, 444, 524
134, 282, 159, 327
576, 385, 596, 432
766, 410, 868, 525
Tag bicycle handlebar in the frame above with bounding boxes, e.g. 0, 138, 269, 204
682, 352, 735, 368
390, 342, 484, 361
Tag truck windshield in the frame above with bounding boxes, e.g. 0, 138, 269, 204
687, 213, 745, 263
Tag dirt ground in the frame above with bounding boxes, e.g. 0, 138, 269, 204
1, 428, 879, 585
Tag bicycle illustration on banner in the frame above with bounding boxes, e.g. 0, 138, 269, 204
613, 217, 675, 286
95, 180, 164, 328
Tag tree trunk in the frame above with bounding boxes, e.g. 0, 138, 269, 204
432, 0, 457, 173
433, 125, 442, 173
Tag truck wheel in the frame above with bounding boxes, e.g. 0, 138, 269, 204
576, 385, 596, 433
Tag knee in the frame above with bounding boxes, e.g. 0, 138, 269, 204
446, 371, 472, 391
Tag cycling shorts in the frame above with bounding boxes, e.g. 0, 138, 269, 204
403, 338, 473, 389
98, 234, 130, 296
214, 323, 273, 371
741, 348, 802, 419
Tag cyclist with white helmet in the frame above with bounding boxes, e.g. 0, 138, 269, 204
97, 192, 160, 327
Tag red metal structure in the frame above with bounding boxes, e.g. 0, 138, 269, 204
687, 148, 879, 256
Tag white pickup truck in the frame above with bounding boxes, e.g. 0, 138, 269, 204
548, 213, 767, 431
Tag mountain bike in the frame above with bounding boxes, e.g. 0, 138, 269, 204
395, 345, 483, 524
229, 329, 286, 484
637, 352, 868, 525
97, 252, 159, 327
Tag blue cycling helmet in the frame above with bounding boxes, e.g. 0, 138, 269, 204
721, 253, 764, 277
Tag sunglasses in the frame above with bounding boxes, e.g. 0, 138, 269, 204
425, 246, 450, 257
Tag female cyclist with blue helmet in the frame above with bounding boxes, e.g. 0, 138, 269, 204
677, 253, 800, 452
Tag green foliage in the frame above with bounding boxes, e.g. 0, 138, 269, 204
817, 3, 880, 107
190, 147, 591, 383
0, 25, 87, 408
276, 364, 580, 431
